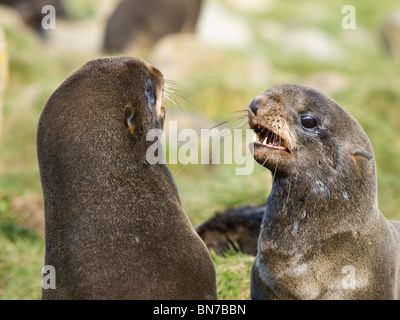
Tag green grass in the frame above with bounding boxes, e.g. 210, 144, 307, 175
212, 249, 254, 300
0, 195, 44, 300
174, 164, 269, 226
1, 0, 400, 300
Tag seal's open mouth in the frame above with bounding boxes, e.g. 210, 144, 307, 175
251, 124, 291, 154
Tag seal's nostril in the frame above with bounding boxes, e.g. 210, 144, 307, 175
249, 99, 259, 115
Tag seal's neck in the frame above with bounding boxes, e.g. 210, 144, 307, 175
261, 174, 378, 251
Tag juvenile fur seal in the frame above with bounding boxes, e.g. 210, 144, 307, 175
248, 84, 400, 300
196, 205, 264, 256
37, 56, 217, 300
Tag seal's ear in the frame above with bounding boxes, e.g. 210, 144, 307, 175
124, 105, 135, 135
346, 141, 373, 161
352, 148, 373, 161
350, 144, 373, 176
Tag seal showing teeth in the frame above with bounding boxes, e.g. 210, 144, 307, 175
248, 84, 400, 300
253, 125, 290, 152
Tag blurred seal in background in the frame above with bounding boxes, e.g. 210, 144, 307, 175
103, 0, 203, 53
196, 205, 264, 256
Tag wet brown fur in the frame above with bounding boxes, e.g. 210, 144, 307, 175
249, 84, 400, 300
37, 56, 217, 300
103, 0, 203, 53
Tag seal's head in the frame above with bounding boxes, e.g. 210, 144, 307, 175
249, 85, 400, 301
78, 56, 165, 131
248, 84, 377, 205
118, 57, 166, 135
38, 57, 166, 165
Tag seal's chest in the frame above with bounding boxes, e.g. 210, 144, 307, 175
258, 250, 371, 299
258, 253, 321, 299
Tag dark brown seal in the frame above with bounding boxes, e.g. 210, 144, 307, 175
37, 56, 217, 300
196, 205, 264, 256
103, 0, 203, 53
248, 84, 400, 300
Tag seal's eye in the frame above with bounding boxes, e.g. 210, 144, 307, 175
300, 115, 317, 129
145, 78, 156, 107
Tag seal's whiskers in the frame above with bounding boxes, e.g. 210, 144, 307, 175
165, 83, 199, 109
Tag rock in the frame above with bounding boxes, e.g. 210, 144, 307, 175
197, 0, 254, 49
0, 5, 25, 28
44, 19, 103, 54
299, 71, 349, 95
43, 1, 115, 54
226, 0, 274, 14
382, 10, 400, 60
281, 27, 344, 62
258, 23, 344, 62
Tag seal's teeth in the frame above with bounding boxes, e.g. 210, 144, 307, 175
253, 133, 258, 142
263, 137, 268, 145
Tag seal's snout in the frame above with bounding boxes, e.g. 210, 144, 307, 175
246, 89, 295, 176
247, 94, 290, 156
249, 99, 259, 115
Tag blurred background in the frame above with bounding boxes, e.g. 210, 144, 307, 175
0, 0, 399, 300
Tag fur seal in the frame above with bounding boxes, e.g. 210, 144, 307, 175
248, 84, 400, 300
37, 56, 217, 300
196, 205, 264, 256
0, 0, 68, 37
103, 0, 203, 53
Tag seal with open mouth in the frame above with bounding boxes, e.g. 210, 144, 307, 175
248, 84, 400, 300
